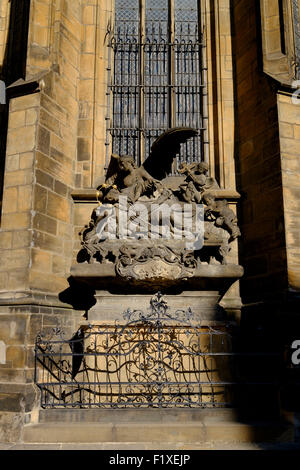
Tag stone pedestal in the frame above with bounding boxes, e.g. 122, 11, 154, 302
32, 264, 244, 412
87, 291, 224, 323
71, 263, 244, 323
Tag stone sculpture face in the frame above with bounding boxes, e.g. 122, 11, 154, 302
118, 156, 136, 173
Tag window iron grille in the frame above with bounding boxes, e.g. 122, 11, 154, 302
292, 0, 300, 79
106, 0, 208, 169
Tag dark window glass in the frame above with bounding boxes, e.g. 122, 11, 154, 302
110, 0, 206, 169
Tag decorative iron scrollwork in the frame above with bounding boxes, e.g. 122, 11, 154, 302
122, 292, 194, 325
35, 294, 234, 409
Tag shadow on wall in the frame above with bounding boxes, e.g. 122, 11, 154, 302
33, 0, 295, 447
59, 277, 96, 316
230, 0, 297, 446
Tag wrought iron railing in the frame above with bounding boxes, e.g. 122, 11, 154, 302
35, 294, 281, 409
107, 0, 208, 166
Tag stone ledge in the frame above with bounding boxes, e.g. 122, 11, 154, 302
70, 263, 244, 294
22, 421, 294, 445
71, 263, 244, 280
38, 408, 238, 424
0, 290, 73, 309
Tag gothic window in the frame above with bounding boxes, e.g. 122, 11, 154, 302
108, 0, 207, 169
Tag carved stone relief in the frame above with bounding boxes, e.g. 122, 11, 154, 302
78, 128, 241, 282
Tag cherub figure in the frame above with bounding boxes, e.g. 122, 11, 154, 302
202, 193, 241, 240
99, 128, 200, 201
178, 162, 219, 203
99, 155, 161, 205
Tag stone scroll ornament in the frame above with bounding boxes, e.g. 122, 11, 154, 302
79, 128, 241, 281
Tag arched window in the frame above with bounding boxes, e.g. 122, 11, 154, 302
108, 0, 207, 169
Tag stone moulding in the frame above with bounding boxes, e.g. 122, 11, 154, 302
71, 263, 244, 293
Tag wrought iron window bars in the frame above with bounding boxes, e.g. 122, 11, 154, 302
106, 0, 208, 168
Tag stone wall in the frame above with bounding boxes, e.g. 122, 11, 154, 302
0, 93, 39, 292
0, 304, 83, 443
278, 92, 300, 292
77, 0, 113, 189
0, 0, 299, 441
0, 0, 85, 443
259, 0, 296, 84
0, 0, 10, 68
233, 0, 300, 415
233, 0, 288, 305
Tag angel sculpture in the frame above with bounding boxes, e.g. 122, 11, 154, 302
178, 161, 220, 204
80, 127, 241, 266
97, 127, 199, 205
81, 128, 199, 251
202, 192, 241, 241
98, 154, 161, 205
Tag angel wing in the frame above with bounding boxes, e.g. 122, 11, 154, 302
104, 153, 120, 184
142, 127, 198, 180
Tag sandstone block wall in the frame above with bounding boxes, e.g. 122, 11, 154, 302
0, 0, 299, 441
233, 0, 288, 304
278, 92, 300, 292
0, 0, 86, 443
